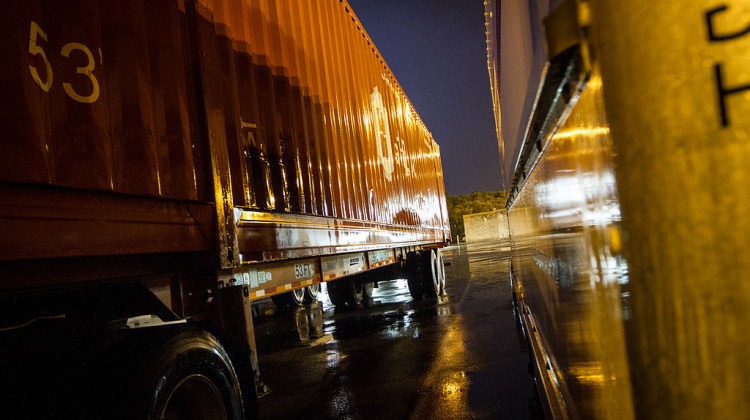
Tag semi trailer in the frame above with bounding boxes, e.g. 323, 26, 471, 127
0, 0, 450, 418
486, 0, 750, 418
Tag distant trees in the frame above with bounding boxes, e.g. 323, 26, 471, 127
447, 190, 508, 243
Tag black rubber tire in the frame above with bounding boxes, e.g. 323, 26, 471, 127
115, 326, 248, 420
326, 280, 347, 307
362, 281, 374, 304
303, 284, 320, 303
438, 249, 446, 295
327, 278, 363, 308
271, 288, 305, 308
347, 281, 364, 306
406, 251, 426, 300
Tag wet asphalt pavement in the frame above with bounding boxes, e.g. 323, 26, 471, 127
254, 242, 540, 420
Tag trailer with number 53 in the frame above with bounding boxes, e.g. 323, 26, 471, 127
0, 1, 450, 418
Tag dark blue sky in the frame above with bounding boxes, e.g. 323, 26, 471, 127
346, 0, 502, 196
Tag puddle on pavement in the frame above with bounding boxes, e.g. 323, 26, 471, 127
255, 243, 510, 351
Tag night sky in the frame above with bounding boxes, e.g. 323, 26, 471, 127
346, 0, 503, 196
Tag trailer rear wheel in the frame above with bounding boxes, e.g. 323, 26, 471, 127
327, 278, 364, 308
438, 249, 446, 295
117, 327, 249, 420
406, 251, 426, 300
303, 284, 320, 303
326, 280, 346, 307
407, 249, 444, 300
362, 281, 374, 304
424, 249, 445, 298
271, 288, 306, 308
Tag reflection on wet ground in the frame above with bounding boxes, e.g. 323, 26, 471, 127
255, 241, 540, 419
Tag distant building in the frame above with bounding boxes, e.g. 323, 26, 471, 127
463, 210, 509, 242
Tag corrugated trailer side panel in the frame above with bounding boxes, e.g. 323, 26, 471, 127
325, 0, 356, 220
211, 0, 256, 211
224, 0, 450, 262
216, 0, 444, 231
292, 1, 330, 217
333, 1, 368, 222
434, 142, 450, 234
0, 0, 221, 265
352, 15, 383, 223
274, 0, 314, 216
363, 34, 391, 224
318, 0, 354, 219
0, 0, 449, 270
303, 0, 344, 218
0, 0, 205, 200
264, 1, 304, 214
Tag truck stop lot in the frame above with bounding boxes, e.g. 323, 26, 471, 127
254, 242, 541, 419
